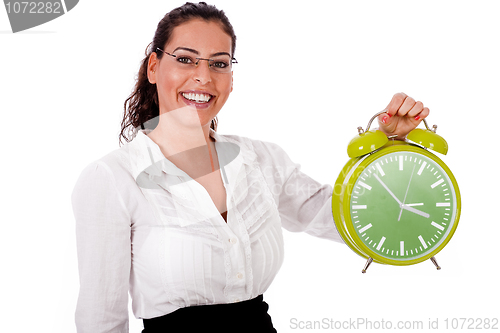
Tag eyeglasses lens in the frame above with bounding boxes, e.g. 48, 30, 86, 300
168, 51, 235, 73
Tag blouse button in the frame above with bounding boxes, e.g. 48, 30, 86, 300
229, 237, 238, 244
236, 273, 243, 279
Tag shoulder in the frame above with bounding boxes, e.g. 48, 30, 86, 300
72, 144, 136, 200
78, 146, 132, 180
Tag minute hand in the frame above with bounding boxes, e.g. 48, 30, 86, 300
373, 174, 402, 204
373, 174, 430, 218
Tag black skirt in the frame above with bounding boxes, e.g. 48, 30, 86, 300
142, 295, 277, 333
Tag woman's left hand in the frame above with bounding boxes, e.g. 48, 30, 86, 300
377, 92, 430, 140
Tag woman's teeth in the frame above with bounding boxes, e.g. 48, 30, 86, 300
182, 92, 212, 103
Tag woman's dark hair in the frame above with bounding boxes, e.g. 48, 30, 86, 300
119, 2, 236, 145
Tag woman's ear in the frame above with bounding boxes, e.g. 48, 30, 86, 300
147, 52, 158, 84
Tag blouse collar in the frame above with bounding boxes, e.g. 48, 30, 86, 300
127, 128, 256, 184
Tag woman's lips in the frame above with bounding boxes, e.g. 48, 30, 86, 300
180, 91, 214, 109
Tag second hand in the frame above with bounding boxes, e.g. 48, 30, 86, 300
398, 164, 416, 221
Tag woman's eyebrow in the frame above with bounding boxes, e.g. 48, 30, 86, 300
172, 46, 199, 54
172, 47, 231, 58
211, 51, 231, 58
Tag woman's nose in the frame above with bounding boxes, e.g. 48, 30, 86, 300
192, 59, 212, 84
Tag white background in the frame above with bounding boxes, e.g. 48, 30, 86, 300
1, 1, 499, 332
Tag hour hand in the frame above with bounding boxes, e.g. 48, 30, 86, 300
373, 174, 402, 205
400, 204, 430, 218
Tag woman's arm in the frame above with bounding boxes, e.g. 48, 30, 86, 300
255, 140, 343, 243
72, 162, 132, 333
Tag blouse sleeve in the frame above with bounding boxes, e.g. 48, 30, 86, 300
256, 140, 344, 243
71, 161, 132, 333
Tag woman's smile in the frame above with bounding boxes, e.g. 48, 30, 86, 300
180, 90, 215, 109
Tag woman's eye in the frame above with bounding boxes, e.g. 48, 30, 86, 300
176, 56, 193, 64
212, 61, 229, 68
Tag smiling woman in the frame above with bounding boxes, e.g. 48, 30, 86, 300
119, 3, 237, 143
73, 3, 288, 333
71, 2, 432, 333
145, 19, 234, 132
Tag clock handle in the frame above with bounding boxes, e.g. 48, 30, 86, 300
361, 110, 448, 155
359, 111, 386, 134
422, 119, 438, 133
362, 110, 437, 134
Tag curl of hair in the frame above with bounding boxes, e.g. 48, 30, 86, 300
119, 2, 236, 145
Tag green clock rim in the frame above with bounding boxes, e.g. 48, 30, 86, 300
333, 143, 461, 266
332, 156, 368, 258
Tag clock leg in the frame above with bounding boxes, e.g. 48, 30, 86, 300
430, 256, 441, 270
361, 257, 373, 274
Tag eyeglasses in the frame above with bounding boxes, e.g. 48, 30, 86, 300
156, 47, 237, 74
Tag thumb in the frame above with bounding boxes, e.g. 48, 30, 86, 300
378, 110, 395, 127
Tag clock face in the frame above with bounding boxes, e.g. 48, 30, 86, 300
348, 151, 458, 261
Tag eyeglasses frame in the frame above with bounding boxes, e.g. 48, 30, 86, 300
156, 47, 238, 72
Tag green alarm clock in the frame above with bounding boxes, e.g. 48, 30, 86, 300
332, 111, 461, 273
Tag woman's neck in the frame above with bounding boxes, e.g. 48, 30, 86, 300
145, 108, 218, 176
147, 107, 213, 157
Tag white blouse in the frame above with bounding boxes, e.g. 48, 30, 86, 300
71, 129, 343, 333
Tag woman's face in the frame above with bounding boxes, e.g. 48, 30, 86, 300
148, 19, 234, 130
